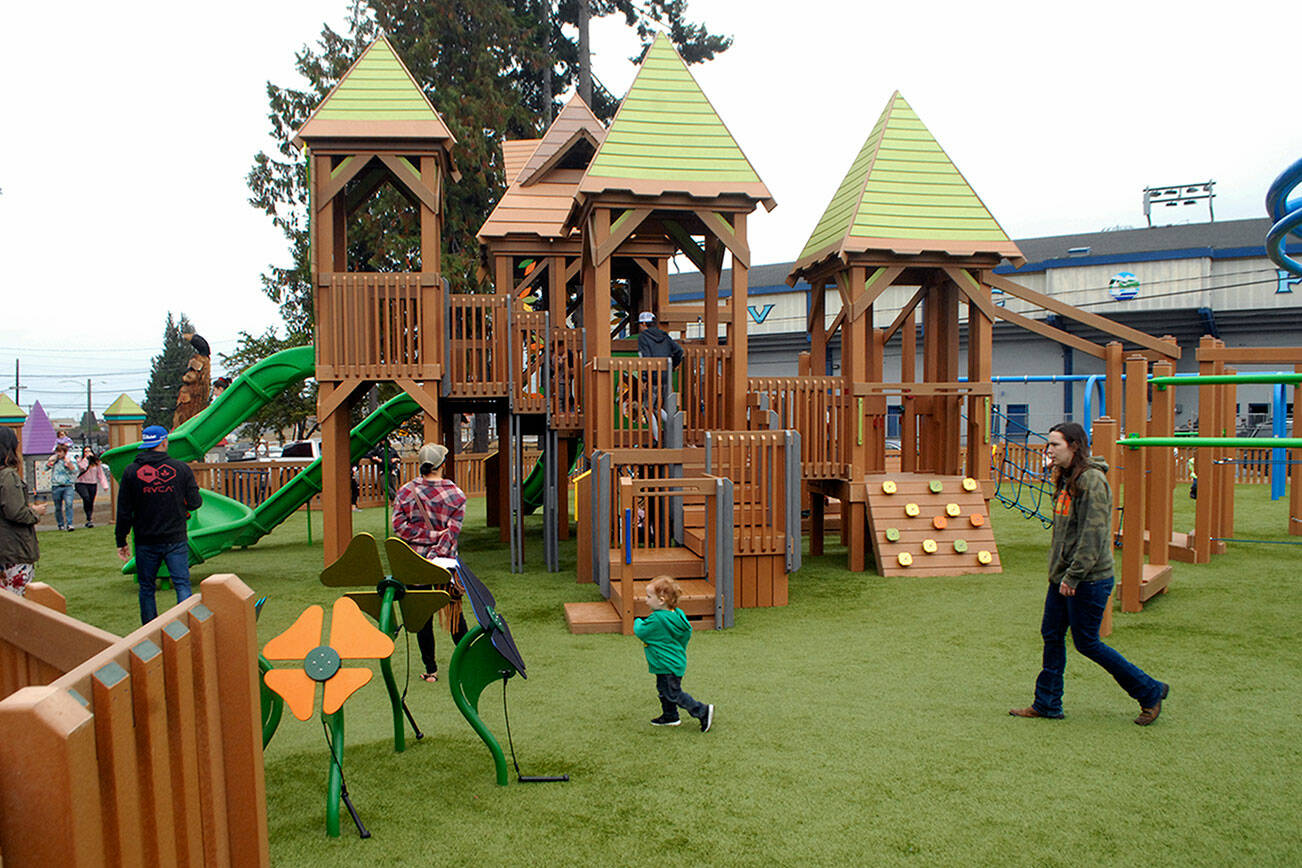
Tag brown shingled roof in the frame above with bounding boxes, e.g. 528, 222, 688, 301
478, 97, 609, 243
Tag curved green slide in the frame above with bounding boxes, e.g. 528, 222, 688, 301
104, 346, 423, 573
519, 438, 580, 516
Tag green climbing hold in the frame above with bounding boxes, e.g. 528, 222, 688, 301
885, 527, 901, 542
953, 539, 968, 553
929, 480, 944, 493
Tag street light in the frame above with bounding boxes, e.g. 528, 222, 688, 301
1143, 181, 1215, 227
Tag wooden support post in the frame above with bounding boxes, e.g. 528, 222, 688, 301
496, 410, 511, 543
1105, 342, 1124, 423
901, 311, 917, 473
810, 491, 824, 556
940, 279, 961, 475
920, 280, 942, 473
966, 280, 994, 482
868, 327, 885, 473
847, 501, 867, 572
809, 279, 826, 374
1121, 356, 1148, 613
583, 208, 612, 361
728, 213, 749, 430
844, 267, 868, 481
1149, 360, 1175, 566
320, 387, 353, 566
1092, 416, 1120, 636
703, 237, 723, 347
1218, 364, 1237, 545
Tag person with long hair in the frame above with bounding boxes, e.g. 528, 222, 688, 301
1010, 421, 1170, 726
75, 446, 110, 528
0, 428, 47, 595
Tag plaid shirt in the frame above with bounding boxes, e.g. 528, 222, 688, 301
392, 477, 466, 559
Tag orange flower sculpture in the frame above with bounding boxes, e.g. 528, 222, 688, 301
263, 597, 395, 721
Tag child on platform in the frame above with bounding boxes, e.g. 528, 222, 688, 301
633, 576, 713, 731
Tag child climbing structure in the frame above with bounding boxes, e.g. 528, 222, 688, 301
783, 91, 1180, 577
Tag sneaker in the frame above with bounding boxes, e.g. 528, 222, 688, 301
650, 715, 681, 727
1135, 683, 1169, 726
86, 522, 94, 528
699, 705, 714, 733
66, 527, 75, 532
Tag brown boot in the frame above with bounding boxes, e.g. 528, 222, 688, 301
1135, 683, 1169, 726
1009, 706, 1052, 719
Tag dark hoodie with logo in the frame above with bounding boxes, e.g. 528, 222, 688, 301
115, 449, 202, 548
1048, 456, 1114, 589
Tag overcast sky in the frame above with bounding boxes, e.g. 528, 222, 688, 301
2, 0, 1296, 421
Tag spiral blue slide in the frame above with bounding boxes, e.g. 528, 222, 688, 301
1266, 157, 1302, 277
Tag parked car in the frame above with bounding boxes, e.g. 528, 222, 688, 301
278, 439, 322, 461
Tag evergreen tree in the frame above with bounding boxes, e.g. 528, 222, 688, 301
141, 313, 196, 428
245, 0, 730, 345
219, 328, 318, 442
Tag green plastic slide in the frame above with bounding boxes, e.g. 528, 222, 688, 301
104, 346, 424, 573
519, 438, 580, 516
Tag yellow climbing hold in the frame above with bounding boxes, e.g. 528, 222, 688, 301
977, 550, 993, 565
897, 551, 913, 566
882, 480, 897, 494
946, 503, 961, 517
922, 539, 938, 554
962, 478, 978, 492
905, 503, 920, 517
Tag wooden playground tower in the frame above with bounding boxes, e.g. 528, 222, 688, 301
297, 35, 457, 564
785, 92, 1182, 576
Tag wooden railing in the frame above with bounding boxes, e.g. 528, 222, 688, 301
616, 477, 723, 634
0, 575, 269, 866
1173, 445, 1290, 484
193, 460, 317, 508
446, 293, 511, 397
550, 326, 584, 429
680, 346, 732, 445
316, 272, 440, 381
706, 430, 787, 556
592, 358, 672, 449
748, 376, 850, 479
512, 307, 548, 414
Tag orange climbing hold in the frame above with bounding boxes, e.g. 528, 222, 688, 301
932, 515, 948, 530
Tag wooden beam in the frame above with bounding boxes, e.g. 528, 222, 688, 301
512, 258, 549, 297
395, 378, 441, 420
944, 266, 999, 324
995, 307, 1107, 359
983, 271, 1180, 358
633, 257, 659, 281
316, 154, 376, 210
849, 265, 904, 321
662, 220, 705, 270
1196, 346, 1302, 364
833, 270, 852, 308
595, 208, 653, 265
565, 256, 581, 283
378, 154, 441, 214
883, 286, 927, 343
827, 306, 846, 341
806, 279, 827, 333
316, 379, 367, 425
698, 211, 750, 268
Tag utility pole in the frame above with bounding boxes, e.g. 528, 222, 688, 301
13, 359, 18, 405
85, 378, 92, 447
578, 0, 591, 106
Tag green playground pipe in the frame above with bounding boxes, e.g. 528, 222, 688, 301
1120, 436, 1302, 449
1149, 373, 1302, 388
447, 625, 513, 786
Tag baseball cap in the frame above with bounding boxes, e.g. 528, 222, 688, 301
418, 442, 448, 469
139, 425, 168, 449
638, 311, 655, 323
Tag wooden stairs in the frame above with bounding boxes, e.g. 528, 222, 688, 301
564, 544, 716, 634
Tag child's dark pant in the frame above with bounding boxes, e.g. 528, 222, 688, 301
656, 673, 707, 721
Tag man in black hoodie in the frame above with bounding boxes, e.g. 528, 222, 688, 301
637, 312, 683, 442
116, 425, 203, 624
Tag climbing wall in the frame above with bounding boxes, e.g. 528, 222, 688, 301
864, 474, 1001, 577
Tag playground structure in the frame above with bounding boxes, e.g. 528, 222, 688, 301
0, 576, 269, 865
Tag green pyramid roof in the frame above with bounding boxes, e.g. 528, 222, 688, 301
792, 92, 1021, 277
295, 34, 455, 146
0, 393, 24, 423
579, 33, 773, 207
104, 393, 145, 420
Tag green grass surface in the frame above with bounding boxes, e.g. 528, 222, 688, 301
35, 485, 1302, 866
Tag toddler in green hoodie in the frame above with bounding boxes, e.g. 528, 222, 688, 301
633, 576, 714, 731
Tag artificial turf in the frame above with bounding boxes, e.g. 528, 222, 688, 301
32, 484, 1302, 866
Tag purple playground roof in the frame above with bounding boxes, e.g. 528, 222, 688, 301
22, 401, 57, 454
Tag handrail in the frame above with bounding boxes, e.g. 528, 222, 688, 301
1122, 435, 1302, 449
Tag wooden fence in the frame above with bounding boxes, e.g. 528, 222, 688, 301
512, 308, 548, 414
748, 376, 849, 479
446, 293, 510, 397
0, 575, 269, 866
593, 358, 672, 449
680, 346, 731, 445
315, 273, 440, 381
706, 430, 787, 556
549, 325, 584, 430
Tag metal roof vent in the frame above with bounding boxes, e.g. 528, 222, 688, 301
1067, 246, 1091, 257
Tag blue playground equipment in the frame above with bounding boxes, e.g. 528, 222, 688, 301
1266, 157, 1302, 277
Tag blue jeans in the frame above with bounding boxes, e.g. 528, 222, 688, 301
655, 673, 707, 721
1033, 577, 1165, 716
134, 541, 193, 624
50, 485, 75, 529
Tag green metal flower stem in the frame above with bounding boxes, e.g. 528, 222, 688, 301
323, 708, 346, 838
375, 584, 406, 752
447, 626, 513, 786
